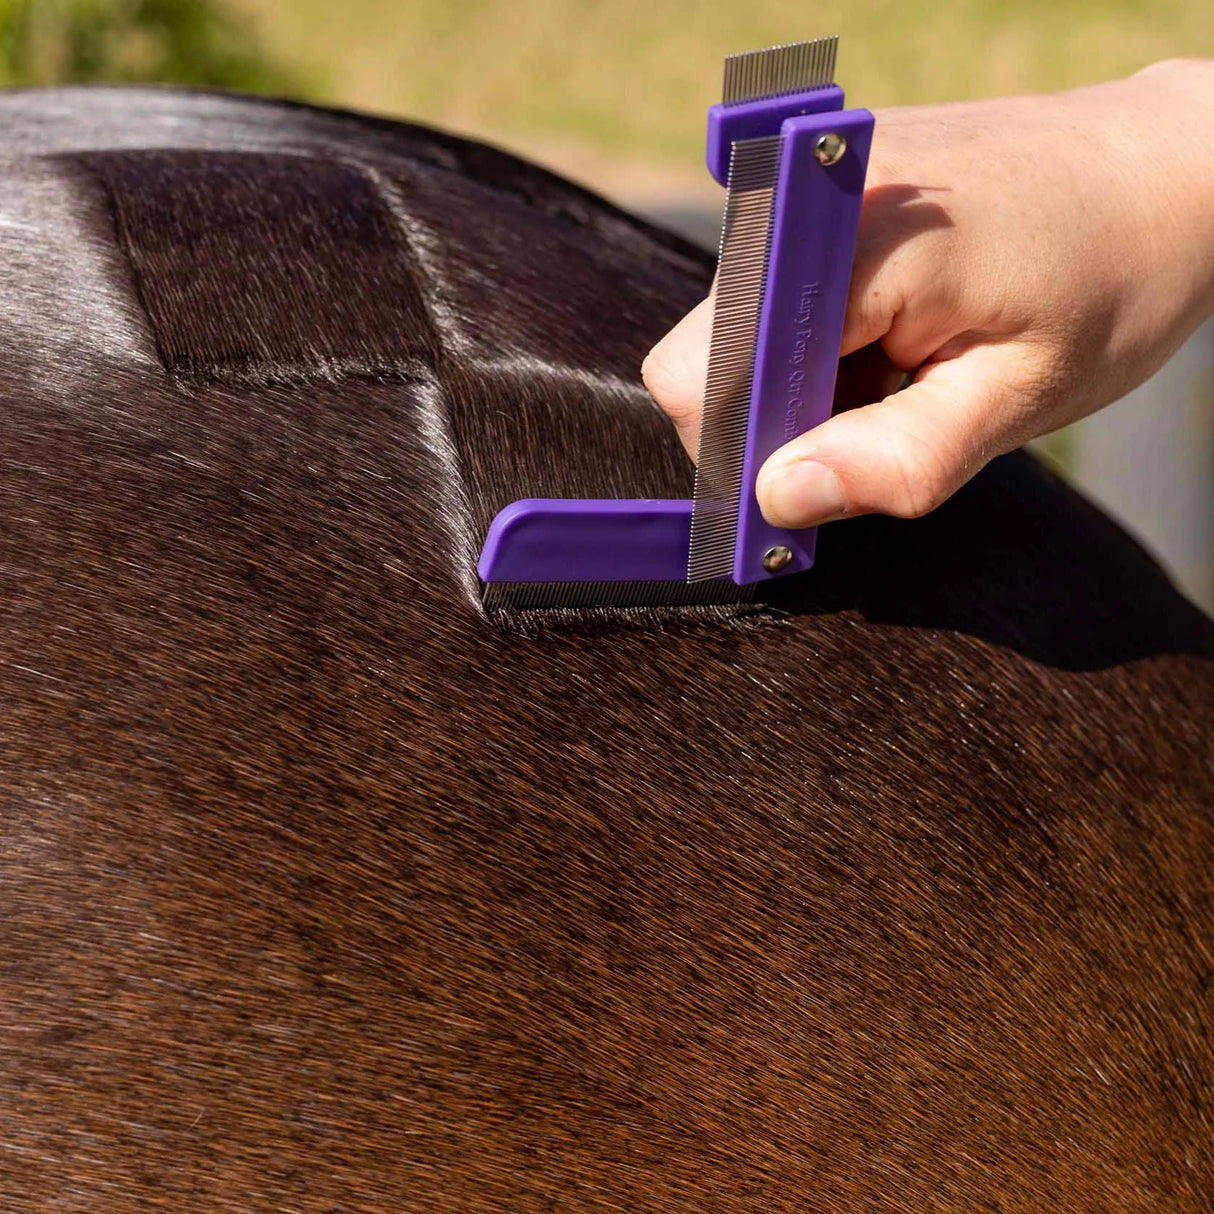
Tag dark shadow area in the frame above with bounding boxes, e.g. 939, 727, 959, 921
761, 449, 1214, 672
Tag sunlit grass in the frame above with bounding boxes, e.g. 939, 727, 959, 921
7, 1, 1207, 196
233, 0, 1213, 193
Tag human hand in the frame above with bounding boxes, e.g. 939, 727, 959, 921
643, 59, 1214, 528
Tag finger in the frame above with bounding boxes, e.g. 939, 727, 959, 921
755, 344, 1039, 527
646, 295, 916, 458
841, 171, 966, 364
642, 293, 714, 458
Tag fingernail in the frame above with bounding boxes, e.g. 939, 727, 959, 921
760, 459, 848, 527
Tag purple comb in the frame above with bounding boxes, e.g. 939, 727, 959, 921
479, 36, 873, 609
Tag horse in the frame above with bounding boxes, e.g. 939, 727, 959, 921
0, 86, 1210, 1212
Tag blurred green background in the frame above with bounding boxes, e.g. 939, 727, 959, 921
1, 0, 1211, 610
4, 0, 1212, 202
0, 1, 291, 95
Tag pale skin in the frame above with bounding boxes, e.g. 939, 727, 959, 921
642, 59, 1214, 529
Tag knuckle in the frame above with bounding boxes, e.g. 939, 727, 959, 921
641, 349, 698, 427
640, 348, 674, 401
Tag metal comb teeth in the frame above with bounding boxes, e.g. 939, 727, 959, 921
721, 35, 838, 106
687, 134, 782, 583
481, 578, 754, 612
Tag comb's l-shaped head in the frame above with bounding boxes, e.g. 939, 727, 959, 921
478, 36, 873, 610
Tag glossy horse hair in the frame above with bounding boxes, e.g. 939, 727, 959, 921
0, 88, 1211, 1213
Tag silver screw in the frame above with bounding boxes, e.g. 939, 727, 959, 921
762, 545, 793, 574
814, 132, 847, 166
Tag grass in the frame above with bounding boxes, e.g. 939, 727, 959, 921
231, 0, 1214, 197
5, 1, 1208, 197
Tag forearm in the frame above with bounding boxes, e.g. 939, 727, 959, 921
1125, 59, 1214, 340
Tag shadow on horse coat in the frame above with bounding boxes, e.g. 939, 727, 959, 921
0, 87, 1210, 1212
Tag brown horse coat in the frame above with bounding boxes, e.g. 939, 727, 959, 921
0, 87, 1211, 1212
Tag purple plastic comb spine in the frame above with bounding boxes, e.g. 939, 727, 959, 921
690, 76, 873, 585
477, 498, 694, 584
705, 85, 844, 186
731, 108, 873, 584
477, 498, 753, 609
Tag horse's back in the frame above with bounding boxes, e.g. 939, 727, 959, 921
0, 88, 1211, 1212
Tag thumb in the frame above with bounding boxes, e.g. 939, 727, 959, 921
755, 345, 1040, 526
